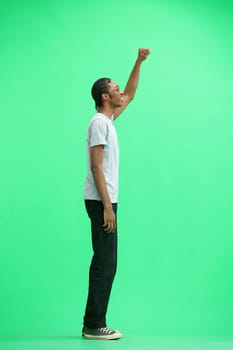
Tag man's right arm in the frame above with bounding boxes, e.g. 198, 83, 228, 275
113, 48, 151, 120
90, 145, 116, 233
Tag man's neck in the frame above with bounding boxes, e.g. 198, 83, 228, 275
97, 107, 115, 119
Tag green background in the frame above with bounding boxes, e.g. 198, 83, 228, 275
0, 0, 233, 339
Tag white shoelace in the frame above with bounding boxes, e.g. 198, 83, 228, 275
99, 327, 114, 334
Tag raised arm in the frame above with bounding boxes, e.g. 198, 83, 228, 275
113, 48, 150, 120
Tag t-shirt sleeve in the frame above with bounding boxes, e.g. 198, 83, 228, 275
89, 119, 108, 147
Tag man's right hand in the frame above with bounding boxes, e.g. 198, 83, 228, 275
138, 48, 151, 62
103, 206, 116, 233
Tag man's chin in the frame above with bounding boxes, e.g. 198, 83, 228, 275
116, 103, 123, 108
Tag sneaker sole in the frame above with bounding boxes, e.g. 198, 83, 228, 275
82, 332, 122, 340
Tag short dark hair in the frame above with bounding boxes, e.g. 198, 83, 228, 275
91, 78, 111, 110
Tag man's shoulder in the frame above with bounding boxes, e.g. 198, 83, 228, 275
88, 113, 110, 128
87, 114, 111, 139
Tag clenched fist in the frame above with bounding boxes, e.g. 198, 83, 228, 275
138, 48, 151, 61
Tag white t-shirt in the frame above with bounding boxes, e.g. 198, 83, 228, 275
84, 113, 119, 203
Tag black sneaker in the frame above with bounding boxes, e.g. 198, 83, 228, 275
82, 326, 122, 340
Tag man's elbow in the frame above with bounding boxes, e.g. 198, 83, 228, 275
128, 90, 137, 102
91, 163, 102, 175
123, 93, 134, 104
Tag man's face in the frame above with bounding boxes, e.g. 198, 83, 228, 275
107, 81, 123, 108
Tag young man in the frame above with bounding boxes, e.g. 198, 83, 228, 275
83, 48, 151, 340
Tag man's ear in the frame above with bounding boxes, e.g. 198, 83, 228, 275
102, 93, 109, 103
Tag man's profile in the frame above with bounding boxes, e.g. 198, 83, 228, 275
82, 48, 151, 340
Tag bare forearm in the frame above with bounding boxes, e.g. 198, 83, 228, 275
92, 166, 112, 207
124, 48, 150, 100
124, 58, 142, 101
113, 48, 150, 120
92, 166, 116, 233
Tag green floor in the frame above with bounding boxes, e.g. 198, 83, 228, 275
1, 335, 233, 350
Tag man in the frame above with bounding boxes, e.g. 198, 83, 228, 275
82, 48, 151, 340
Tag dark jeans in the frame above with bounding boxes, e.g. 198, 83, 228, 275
83, 200, 118, 328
